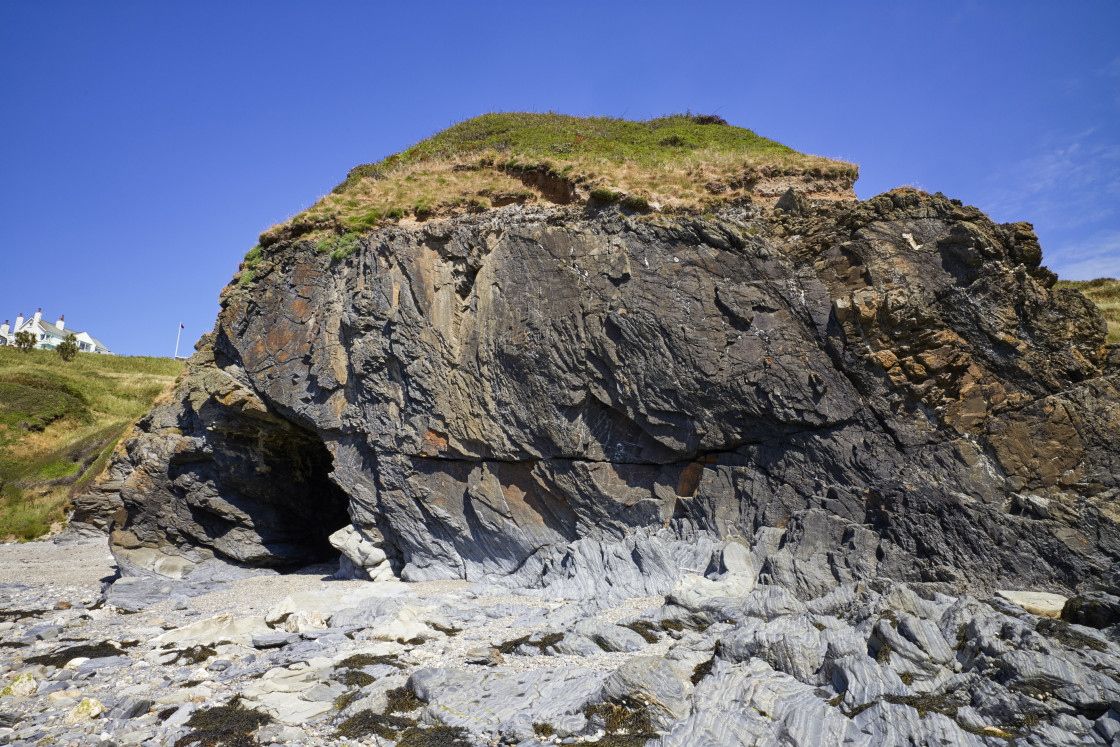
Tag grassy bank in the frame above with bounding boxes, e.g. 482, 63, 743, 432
254, 112, 857, 251
0, 347, 183, 540
1056, 278, 1120, 344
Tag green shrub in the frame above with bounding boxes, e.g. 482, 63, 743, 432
14, 331, 35, 353
690, 113, 728, 125
621, 194, 650, 211
57, 334, 78, 362
590, 188, 620, 203
659, 134, 692, 148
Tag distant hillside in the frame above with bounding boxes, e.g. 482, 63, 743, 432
0, 348, 183, 540
1055, 278, 1119, 344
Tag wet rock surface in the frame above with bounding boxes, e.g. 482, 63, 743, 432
4, 537, 1120, 745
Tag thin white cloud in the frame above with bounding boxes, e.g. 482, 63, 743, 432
985, 129, 1120, 232
1048, 229, 1120, 280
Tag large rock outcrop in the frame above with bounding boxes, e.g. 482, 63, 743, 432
104, 190, 1120, 598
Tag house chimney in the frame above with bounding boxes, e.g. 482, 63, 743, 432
33, 308, 42, 324
15, 312, 23, 330
56, 314, 65, 331
0, 321, 8, 337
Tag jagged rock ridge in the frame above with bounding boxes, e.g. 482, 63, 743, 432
96, 186, 1119, 599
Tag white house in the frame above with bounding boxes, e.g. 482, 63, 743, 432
0, 309, 112, 354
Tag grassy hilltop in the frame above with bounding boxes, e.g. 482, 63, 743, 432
1056, 278, 1120, 344
249, 112, 857, 268
0, 347, 183, 540
240, 112, 1115, 351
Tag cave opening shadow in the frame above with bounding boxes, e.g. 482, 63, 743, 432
170, 417, 353, 571
250, 422, 352, 569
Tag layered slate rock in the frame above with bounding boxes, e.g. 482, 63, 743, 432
7, 540, 1120, 746
105, 190, 1119, 597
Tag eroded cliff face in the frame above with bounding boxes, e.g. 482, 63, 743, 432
103, 190, 1120, 597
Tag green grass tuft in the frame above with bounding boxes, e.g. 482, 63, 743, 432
620, 194, 650, 212
590, 188, 621, 203
314, 233, 363, 262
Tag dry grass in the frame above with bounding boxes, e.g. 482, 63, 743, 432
1055, 278, 1120, 344
307, 162, 532, 229
253, 112, 857, 252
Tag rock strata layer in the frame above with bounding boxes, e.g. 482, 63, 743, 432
102, 190, 1119, 599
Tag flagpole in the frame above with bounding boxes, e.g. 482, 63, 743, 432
174, 323, 182, 359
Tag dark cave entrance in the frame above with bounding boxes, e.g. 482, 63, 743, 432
251, 424, 353, 567
170, 417, 353, 569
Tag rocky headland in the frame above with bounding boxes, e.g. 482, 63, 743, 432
4, 113, 1120, 746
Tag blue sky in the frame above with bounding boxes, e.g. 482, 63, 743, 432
1, 1, 1117, 357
